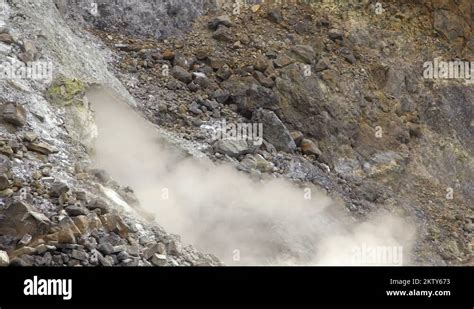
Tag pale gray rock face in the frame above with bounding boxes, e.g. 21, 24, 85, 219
58, 0, 215, 39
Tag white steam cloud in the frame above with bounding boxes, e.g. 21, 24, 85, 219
89, 88, 415, 265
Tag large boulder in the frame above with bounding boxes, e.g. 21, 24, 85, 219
252, 108, 296, 152
0, 201, 52, 238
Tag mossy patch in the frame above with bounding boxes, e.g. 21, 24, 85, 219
46, 77, 85, 106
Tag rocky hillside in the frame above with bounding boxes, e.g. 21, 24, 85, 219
0, 0, 472, 266
0, 0, 220, 267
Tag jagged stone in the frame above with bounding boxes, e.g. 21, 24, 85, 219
151, 253, 167, 266
0, 250, 9, 266
274, 53, 294, 68
65, 205, 89, 217
267, 9, 282, 24
291, 45, 315, 64
25, 141, 58, 155
0, 201, 51, 237
49, 181, 69, 197
143, 242, 167, 260
100, 214, 129, 238
300, 139, 322, 157
167, 240, 182, 255
86, 198, 110, 214
208, 15, 232, 30
252, 109, 296, 152
18, 40, 38, 63
2, 103, 27, 127
0, 154, 10, 174
328, 28, 343, 40
212, 25, 233, 42
71, 249, 88, 261
0, 174, 9, 190
0, 33, 13, 44
172, 66, 192, 84
214, 139, 254, 157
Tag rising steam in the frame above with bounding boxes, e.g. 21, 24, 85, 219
89, 88, 415, 265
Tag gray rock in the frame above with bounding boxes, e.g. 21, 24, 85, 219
98, 254, 114, 266
267, 9, 283, 23
0, 42, 11, 55
212, 25, 233, 42
98, 243, 114, 255
89, 250, 100, 266
328, 28, 343, 41
172, 66, 192, 84
71, 249, 88, 261
87, 198, 109, 214
188, 102, 202, 115
25, 141, 58, 155
65, 205, 89, 217
0, 155, 10, 174
340, 47, 356, 64
0, 201, 52, 237
400, 96, 416, 113
291, 45, 315, 64
49, 181, 69, 197
18, 234, 32, 246
43, 252, 53, 265
18, 40, 38, 63
143, 242, 167, 260
252, 109, 296, 152
52, 254, 64, 266
0, 250, 9, 266
0, 33, 13, 44
214, 139, 254, 157
112, 245, 128, 254
61, 0, 211, 40
274, 53, 295, 68
315, 57, 330, 72
151, 253, 167, 266
2, 103, 27, 127
167, 240, 182, 255
117, 251, 130, 261
10, 255, 34, 266
240, 154, 274, 173
300, 139, 322, 157
208, 15, 233, 30
74, 191, 88, 201
384, 67, 405, 99
253, 71, 274, 88
35, 244, 55, 255
0, 174, 9, 191
216, 66, 232, 80
212, 89, 230, 103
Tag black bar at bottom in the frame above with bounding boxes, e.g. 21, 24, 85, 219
0, 267, 472, 306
